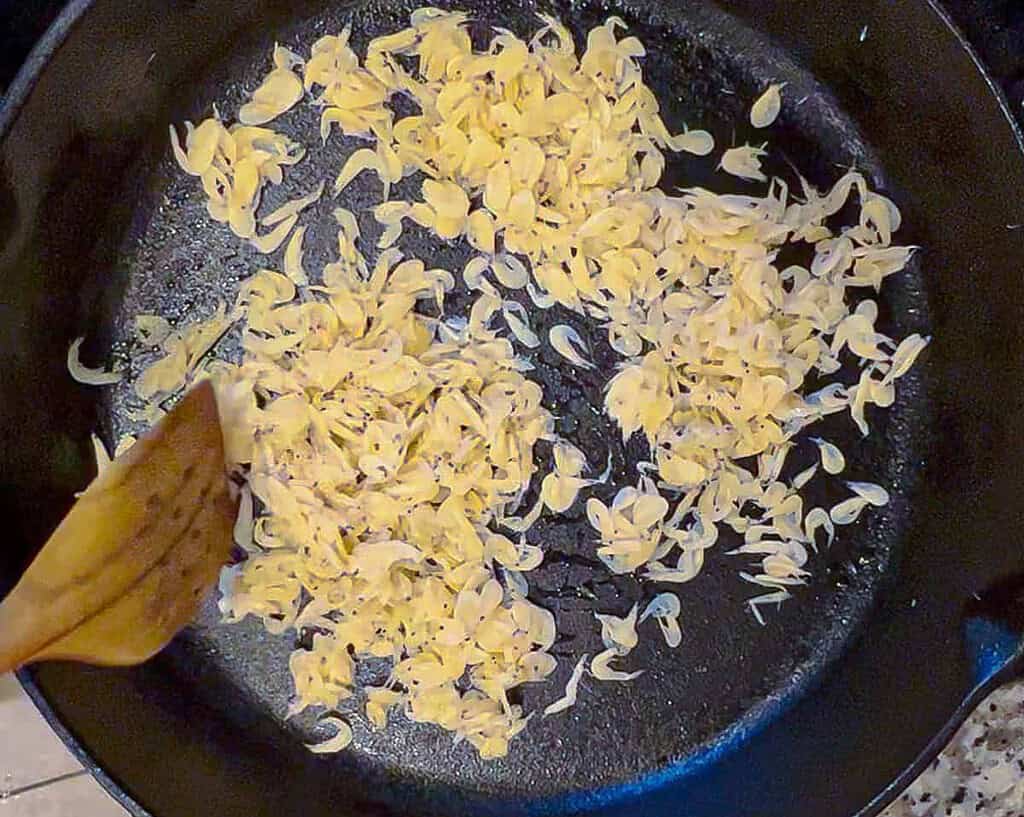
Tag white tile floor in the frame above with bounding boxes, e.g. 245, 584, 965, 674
2, 670, 1021, 816
0, 674, 122, 816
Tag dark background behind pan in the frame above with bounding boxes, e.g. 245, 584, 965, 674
1, 1, 1023, 816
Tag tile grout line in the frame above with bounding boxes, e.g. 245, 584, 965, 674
4, 768, 90, 799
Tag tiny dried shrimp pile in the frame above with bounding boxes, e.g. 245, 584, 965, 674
70, 8, 928, 758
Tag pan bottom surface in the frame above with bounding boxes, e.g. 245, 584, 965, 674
84, 0, 930, 807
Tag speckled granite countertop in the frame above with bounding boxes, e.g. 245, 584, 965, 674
881, 681, 1024, 817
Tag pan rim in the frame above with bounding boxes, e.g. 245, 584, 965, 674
923, 0, 1024, 156
6, 0, 1024, 815
0, 0, 92, 140
2, 3, 151, 816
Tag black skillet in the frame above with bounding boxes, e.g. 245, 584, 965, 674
2, 0, 1024, 815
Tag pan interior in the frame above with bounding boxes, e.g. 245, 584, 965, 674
75, 0, 930, 807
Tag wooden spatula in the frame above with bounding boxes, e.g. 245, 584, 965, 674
0, 381, 236, 672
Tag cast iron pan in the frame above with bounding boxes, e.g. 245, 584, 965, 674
2, 0, 1024, 815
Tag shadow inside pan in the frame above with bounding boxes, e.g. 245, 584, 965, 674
17, 0, 931, 813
